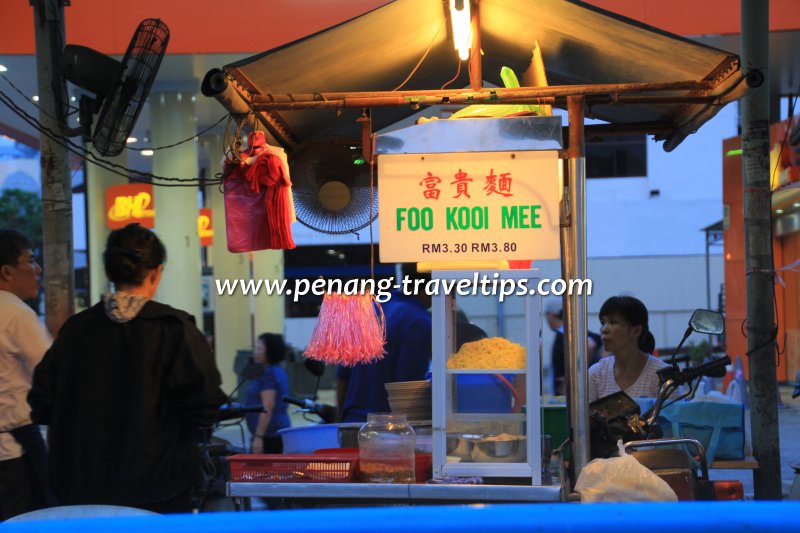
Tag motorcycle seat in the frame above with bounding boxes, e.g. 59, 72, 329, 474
630, 448, 694, 472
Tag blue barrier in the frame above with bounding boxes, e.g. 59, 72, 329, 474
4, 502, 800, 533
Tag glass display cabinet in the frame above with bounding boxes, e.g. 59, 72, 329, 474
431, 270, 543, 484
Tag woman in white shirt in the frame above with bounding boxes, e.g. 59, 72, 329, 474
588, 296, 668, 403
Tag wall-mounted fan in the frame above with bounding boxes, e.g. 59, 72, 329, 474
59, 18, 169, 156
291, 137, 378, 235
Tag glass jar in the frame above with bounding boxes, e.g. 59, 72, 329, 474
358, 413, 416, 483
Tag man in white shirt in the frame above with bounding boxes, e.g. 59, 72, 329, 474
0, 229, 52, 520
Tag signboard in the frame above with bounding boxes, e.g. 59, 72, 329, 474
378, 151, 560, 262
198, 208, 214, 247
105, 183, 155, 229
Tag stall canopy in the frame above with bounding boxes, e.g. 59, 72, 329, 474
208, 0, 745, 151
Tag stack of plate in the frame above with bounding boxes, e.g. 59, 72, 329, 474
385, 380, 432, 422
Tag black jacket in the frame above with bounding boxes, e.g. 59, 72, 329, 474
28, 300, 226, 506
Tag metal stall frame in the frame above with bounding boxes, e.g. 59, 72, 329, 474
204, 0, 748, 487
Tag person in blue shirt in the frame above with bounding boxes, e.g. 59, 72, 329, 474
546, 299, 602, 396
245, 333, 291, 453
336, 265, 432, 423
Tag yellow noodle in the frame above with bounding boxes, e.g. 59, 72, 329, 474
446, 337, 526, 369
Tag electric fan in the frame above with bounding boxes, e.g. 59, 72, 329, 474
59, 18, 169, 156
290, 137, 378, 234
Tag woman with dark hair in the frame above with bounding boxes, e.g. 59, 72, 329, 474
588, 295, 668, 402
29, 223, 226, 513
245, 333, 291, 453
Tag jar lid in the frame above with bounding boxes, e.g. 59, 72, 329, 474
366, 412, 407, 423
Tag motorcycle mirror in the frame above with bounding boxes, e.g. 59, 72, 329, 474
303, 358, 326, 378
669, 309, 724, 368
240, 362, 265, 380
689, 309, 725, 335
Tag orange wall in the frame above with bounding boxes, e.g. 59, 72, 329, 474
3, 0, 799, 55
722, 120, 800, 384
584, 0, 800, 35
1, 0, 391, 55
783, 231, 800, 385
722, 136, 747, 380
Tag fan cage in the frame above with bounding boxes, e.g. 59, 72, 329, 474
290, 137, 378, 235
293, 186, 378, 235
93, 18, 170, 157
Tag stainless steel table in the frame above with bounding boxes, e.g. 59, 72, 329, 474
228, 482, 562, 509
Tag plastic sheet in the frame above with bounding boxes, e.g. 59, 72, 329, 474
575, 441, 678, 502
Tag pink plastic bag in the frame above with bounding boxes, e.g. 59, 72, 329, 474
223, 165, 271, 253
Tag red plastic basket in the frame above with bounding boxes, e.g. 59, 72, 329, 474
313, 449, 432, 483
313, 448, 358, 455
415, 453, 432, 483
227, 454, 358, 483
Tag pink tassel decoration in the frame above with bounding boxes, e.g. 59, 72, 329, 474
304, 293, 386, 366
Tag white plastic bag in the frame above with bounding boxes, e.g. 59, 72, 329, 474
575, 441, 678, 502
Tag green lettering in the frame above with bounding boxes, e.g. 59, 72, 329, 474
520, 206, 530, 228
407, 208, 420, 230
470, 206, 485, 229
531, 205, 541, 228
396, 208, 407, 231
421, 207, 433, 230
458, 207, 469, 230
502, 205, 519, 229
446, 207, 457, 230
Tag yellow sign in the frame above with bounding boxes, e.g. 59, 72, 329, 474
105, 184, 155, 229
198, 208, 214, 246
378, 151, 560, 262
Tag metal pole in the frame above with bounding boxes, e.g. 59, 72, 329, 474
705, 232, 714, 349
31, 0, 74, 335
559, 159, 570, 398
741, 0, 781, 500
249, 80, 715, 104
468, 0, 482, 92
566, 95, 590, 479
706, 231, 712, 310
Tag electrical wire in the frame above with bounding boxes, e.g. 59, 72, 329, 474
656, 383, 693, 413
13, 104, 217, 187
0, 73, 78, 120
368, 114, 376, 282
440, 57, 463, 91
391, 18, 447, 92
0, 87, 223, 187
126, 113, 230, 151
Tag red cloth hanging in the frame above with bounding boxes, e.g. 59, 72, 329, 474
221, 131, 296, 252
244, 148, 295, 249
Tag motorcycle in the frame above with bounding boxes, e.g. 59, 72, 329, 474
193, 362, 266, 512
282, 358, 337, 424
282, 394, 337, 424
588, 309, 743, 501
278, 359, 365, 452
